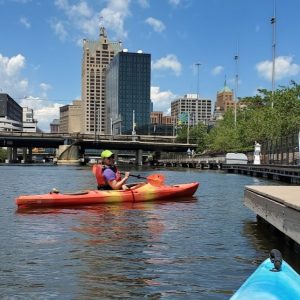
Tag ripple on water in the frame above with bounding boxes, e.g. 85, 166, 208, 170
0, 166, 299, 299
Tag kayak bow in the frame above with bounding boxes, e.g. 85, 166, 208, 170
230, 249, 300, 300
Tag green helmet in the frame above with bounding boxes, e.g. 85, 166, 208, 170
101, 150, 114, 158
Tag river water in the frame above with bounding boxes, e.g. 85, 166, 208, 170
0, 165, 299, 299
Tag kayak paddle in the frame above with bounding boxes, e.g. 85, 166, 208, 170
126, 173, 165, 187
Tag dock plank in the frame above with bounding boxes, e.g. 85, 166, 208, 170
244, 186, 300, 245
245, 186, 300, 211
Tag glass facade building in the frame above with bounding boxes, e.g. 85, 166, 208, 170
106, 51, 151, 135
0, 93, 23, 131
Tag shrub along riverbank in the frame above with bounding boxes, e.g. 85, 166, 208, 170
176, 81, 300, 154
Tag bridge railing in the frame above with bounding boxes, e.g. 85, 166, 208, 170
0, 131, 197, 147
0, 131, 66, 138
70, 133, 185, 144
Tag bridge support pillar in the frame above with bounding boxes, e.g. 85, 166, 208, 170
12, 147, 18, 162
28, 147, 32, 162
57, 145, 80, 165
154, 151, 161, 160
6, 147, 12, 163
22, 148, 27, 163
136, 149, 143, 166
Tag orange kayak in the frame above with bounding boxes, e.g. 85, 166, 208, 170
16, 182, 199, 208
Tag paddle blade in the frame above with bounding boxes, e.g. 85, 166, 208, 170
146, 174, 165, 186
92, 164, 98, 176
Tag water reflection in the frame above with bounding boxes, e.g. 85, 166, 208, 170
2, 166, 299, 299
243, 219, 300, 273
63, 200, 198, 299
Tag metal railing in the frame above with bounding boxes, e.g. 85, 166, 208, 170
261, 132, 300, 165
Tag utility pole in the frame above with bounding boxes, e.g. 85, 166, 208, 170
271, 0, 276, 108
234, 42, 239, 127
195, 63, 201, 100
94, 100, 97, 142
195, 63, 201, 124
187, 112, 190, 144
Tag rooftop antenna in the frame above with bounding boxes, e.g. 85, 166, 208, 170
234, 41, 239, 127
195, 62, 201, 124
195, 63, 201, 100
99, 16, 107, 38
99, 15, 104, 27
271, 0, 276, 108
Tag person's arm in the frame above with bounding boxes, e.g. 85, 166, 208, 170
107, 171, 130, 190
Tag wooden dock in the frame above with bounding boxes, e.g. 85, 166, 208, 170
244, 186, 300, 245
223, 164, 300, 183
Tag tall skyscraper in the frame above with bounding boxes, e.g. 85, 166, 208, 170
81, 27, 122, 134
106, 51, 151, 135
171, 94, 212, 125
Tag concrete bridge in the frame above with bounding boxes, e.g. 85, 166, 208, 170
0, 132, 197, 165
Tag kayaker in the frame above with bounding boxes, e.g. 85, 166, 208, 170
94, 150, 130, 190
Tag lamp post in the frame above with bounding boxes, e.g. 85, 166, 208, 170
110, 117, 113, 135
94, 101, 97, 142
271, 0, 276, 108
195, 63, 201, 100
187, 112, 190, 144
132, 110, 136, 135
234, 42, 239, 127
195, 63, 201, 122
94, 107, 101, 142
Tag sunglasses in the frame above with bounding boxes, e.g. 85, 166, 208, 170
107, 156, 115, 159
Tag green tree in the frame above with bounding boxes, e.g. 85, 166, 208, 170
207, 81, 300, 153
0, 148, 7, 162
176, 123, 208, 153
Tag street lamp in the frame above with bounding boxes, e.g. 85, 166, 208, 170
187, 112, 190, 144
94, 106, 101, 142
132, 110, 136, 135
234, 42, 239, 127
110, 117, 113, 135
195, 63, 201, 100
271, 0, 276, 108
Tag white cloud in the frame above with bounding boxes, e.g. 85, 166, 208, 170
51, 20, 68, 41
0, 53, 60, 132
152, 54, 182, 76
169, 0, 180, 6
40, 83, 51, 91
20, 97, 61, 132
99, 0, 130, 39
54, 0, 130, 41
211, 65, 224, 75
256, 56, 300, 81
138, 0, 149, 8
20, 17, 31, 28
0, 53, 28, 95
55, 0, 92, 18
145, 17, 165, 32
40, 83, 52, 98
151, 86, 176, 113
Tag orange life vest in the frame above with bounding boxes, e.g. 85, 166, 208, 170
93, 164, 121, 188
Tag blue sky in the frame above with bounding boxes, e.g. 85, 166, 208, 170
1, 0, 300, 131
